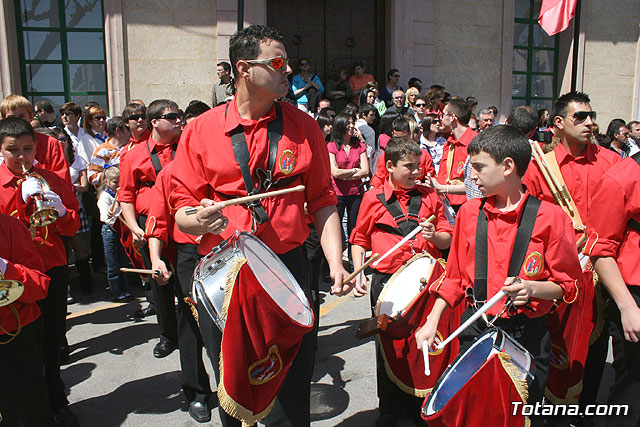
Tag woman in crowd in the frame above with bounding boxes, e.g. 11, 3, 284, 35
77, 106, 108, 165
425, 87, 445, 118
317, 110, 335, 142
327, 113, 370, 263
538, 108, 551, 130
379, 69, 402, 107
291, 58, 324, 113
405, 87, 420, 112
412, 95, 427, 125
419, 114, 447, 174
326, 66, 353, 114
377, 112, 400, 151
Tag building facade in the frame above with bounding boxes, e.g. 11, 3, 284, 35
1, 0, 639, 126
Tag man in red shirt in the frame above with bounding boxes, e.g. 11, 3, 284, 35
586, 154, 640, 424
0, 117, 80, 426
120, 102, 151, 159
0, 214, 53, 426
522, 91, 620, 412
348, 61, 374, 105
432, 98, 478, 210
173, 25, 350, 427
119, 99, 181, 358
416, 125, 581, 425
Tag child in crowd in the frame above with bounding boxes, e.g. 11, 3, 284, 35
97, 166, 133, 302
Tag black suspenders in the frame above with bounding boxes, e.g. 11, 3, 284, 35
375, 190, 423, 237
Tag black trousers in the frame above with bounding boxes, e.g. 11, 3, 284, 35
40, 265, 70, 411
0, 317, 55, 426
199, 245, 317, 427
606, 287, 640, 426
302, 223, 326, 327
137, 216, 178, 344
175, 243, 211, 404
458, 307, 550, 427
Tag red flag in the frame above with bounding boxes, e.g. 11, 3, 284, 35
538, 0, 577, 36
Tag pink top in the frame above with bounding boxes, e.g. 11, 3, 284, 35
328, 140, 367, 196
378, 134, 390, 150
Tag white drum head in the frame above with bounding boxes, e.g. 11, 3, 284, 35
377, 255, 436, 318
239, 233, 313, 327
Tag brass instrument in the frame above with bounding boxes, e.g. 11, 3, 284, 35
21, 163, 58, 227
0, 277, 24, 344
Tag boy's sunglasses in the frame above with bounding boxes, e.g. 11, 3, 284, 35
246, 57, 289, 70
159, 112, 181, 121
128, 113, 145, 121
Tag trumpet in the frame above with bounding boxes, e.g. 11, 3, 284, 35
21, 163, 58, 227
0, 277, 24, 344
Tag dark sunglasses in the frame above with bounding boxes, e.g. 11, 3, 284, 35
128, 113, 145, 121
246, 57, 289, 70
159, 112, 181, 121
415, 103, 427, 107
299, 62, 309, 66
566, 111, 596, 123
392, 74, 400, 78
57, 136, 68, 142
92, 115, 106, 121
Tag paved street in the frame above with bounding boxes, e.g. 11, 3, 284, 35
63, 268, 613, 426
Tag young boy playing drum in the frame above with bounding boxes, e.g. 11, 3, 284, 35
415, 125, 582, 425
350, 136, 452, 426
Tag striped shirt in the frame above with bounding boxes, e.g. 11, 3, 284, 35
89, 138, 121, 185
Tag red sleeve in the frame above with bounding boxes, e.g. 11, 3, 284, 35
370, 155, 387, 188
350, 191, 377, 249
2, 215, 49, 304
521, 158, 546, 199
585, 174, 624, 258
118, 146, 139, 205
303, 118, 338, 215
49, 171, 80, 236
36, 133, 72, 186
420, 149, 435, 180
145, 169, 170, 244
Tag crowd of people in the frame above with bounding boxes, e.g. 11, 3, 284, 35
1, 23, 639, 427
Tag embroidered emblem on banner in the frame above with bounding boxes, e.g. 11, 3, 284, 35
248, 345, 283, 385
550, 343, 569, 370
279, 150, 296, 175
456, 161, 465, 174
523, 251, 543, 277
429, 330, 446, 356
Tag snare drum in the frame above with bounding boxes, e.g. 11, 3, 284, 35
192, 232, 313, 331
376, 253, 440, 339
422, 328, 534, 420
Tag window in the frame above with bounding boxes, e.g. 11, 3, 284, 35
512, 0, 558, 112
15, 0, 108, 113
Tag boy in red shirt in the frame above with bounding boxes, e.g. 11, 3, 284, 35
351, 136, 452, 426
0, 117, 80, 426
416, 125, 581, 425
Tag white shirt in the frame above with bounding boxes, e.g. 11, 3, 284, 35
97, 190, 120, 226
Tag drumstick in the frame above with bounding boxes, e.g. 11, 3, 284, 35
120, 268, 160, 275
116, 216, 144, 240
530, 142, 574, 215
342, 253, 380, 285
422, 341, 431, 376
184, 185, 306, 215
359, 251, 365, 286
372, 215, 436, 268
435, 289, 507, 351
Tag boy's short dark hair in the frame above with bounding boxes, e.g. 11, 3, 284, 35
60, 102, 82, 116
106, 116, 126, 137
554, 91, 591, 119
468, 124, 531, 177
384, 136, 422, 165
507, 105, 538, 135
146, 99, 179, 130
229, 25, 284, 78
392, 116, 410, 134
34, 99, 54, 114
184, 100, 211, 122
122, 102, 146, 122
358, 102, 376, 117
0, 117, 36, 145
446, 98, 472, 125
217, 61, 231, 73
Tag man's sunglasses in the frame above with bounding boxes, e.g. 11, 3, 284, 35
565, 111, 596, 123
128, 113, 145, 121
246, 57, 289, 70
415, 103, 427, 108
159, 112, 181, 121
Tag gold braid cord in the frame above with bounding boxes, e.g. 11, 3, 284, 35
183, 297, 199, 326
0, 305, 23, 345
378, 335, 432, 397
497, 352, 530, 427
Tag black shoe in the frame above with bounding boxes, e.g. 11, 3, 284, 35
188, 401, 211, 423
153, 339, 176, 358
53, 406, 79, 427
133, 306, 156, 318
375, 413, 397, 427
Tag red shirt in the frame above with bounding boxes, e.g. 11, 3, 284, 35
145, 161, 198, 246
0, 162, 80, 271
522, 142, 620, 239
119, 135, 177, 217
171, 99, 337, 255
35, 132, 72, 185
327, 140, 367, 196
434, 193, 581, 318
350, 180, 452, 273
585, 157, 640, 286
370, 149, 435, 188
436, 126, 477, 206
120, 128, 151, 161
0, 214, 50, 335
348, 73, 374, 104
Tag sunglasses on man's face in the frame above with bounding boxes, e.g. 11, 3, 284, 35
565, 111, 597, 123
128, 113, 145, 121
159, 112, 181, 121
415, 103, 427, 108
246, 57, 289, 70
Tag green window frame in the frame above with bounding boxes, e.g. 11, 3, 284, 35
14, 0, 109, 113
513, 0, 559, 112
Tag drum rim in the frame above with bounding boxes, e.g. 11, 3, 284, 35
375, 252, 436, 319
0, 280, 24, 307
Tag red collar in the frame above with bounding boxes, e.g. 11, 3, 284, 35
223, 98, 277, 134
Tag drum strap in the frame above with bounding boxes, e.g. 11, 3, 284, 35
474, 196, 542, 302
227, 102, 284, 225
375, 190, 422, 237
146, 140, 177, 176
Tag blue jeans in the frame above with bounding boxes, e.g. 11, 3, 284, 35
101, 224, 132, 298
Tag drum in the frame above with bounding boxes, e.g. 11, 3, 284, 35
376, 253, 439, 339
192, 232, 313, 331
422, 328, 534, 418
